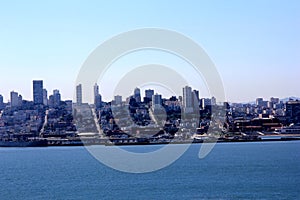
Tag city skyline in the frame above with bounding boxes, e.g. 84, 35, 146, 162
0, 79, 299, 105
0, 1, 299, 102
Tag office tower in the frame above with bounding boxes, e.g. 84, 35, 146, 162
94, 83, 99, 98
192, 89, 200, 108
183, 86, 193, 113
76, 84, 82, 104
33, 80, 43, 104
211, 96, 217, 106
256, 98, 263, 106
285, 100, 300, 124
18, 95, 23, 106
144, 89, 154, 103
10, 91, 19, 107
94, 83, 102, 108
114, 95, 122, 105
0, 94, 3, 109
48, 95, 54, 107
201, 98, 212, 109
270, 97, 279, 104
43, 89, 48, 106
53, 90, 61, 106
145, 89, 154, 99
134, 87, 141, 103
152, 93, 162, 109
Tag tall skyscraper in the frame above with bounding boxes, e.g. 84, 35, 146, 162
33, 80, 43, 104
18, 94, 23, 106
0, 94, 3, 109
134, 87, 141, 103
192, 89, 200, 108
114, 95, 122, 105
94, 83, 99, 98
152, 93, 162, 109
94, 83, 102, 108
183, 86, 193, 113
10, 91, 19, 107
43, 89, 48, 106
53, 90, 61, 106
145, 89, 154, 99
76, 84, 82, 104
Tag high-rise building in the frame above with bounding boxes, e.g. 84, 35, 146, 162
201, 98, 212, 109
33, 80, 43, 104
152, 93, 162, 109
48, 95, 54, 107
192, 89, 200, 108
145, 89, 154, 99
10, 91, 19, 107
114, 95, 122, 105
94, 83, 102, 108
183, 86, 193, 113
94, 83, 99, 98
144, 89, 154, 103
76, 84, 82, 104
270, 97, 279, 104
43, 89, 48, 106
0, 94, 3, 109
134, 87, 141, 103
18, 95, 23, 106
256, 98, 263, 106
53, 90, 61, 106
211, 96, 217, 106
285, 100, 300, 124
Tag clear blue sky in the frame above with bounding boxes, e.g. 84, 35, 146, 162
0, 0, 299, 102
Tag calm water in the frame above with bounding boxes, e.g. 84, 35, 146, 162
0, 141, 299, 200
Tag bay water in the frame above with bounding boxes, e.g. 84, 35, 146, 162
0, 141, 299, 199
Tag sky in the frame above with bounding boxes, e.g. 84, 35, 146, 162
0, 0, 299, 103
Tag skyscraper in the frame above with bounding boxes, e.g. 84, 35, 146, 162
53, 89, 61, 107
10, 91, 19, 107
94, 83, 102, 108
94, 83, 99, 98
134, 87, 141, 103
114, 95, 122, 105
43, 89, 48, 106
183, 86, 193, 113
0, 94, 3, 109
76, 84, 82, 104
152, 93, 162, 109
33, 80, 43, 104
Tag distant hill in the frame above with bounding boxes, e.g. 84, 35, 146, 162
244, 97, 300, 105
280, 97, 300, 103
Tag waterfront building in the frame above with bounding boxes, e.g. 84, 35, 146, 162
33, 80, 43, 104
10, 91, 19, 107
76, 84, 82, 104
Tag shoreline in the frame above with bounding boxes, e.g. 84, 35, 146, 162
1, 136, 300, 147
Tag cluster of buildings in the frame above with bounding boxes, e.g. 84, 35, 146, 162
1, 80, 300, 141
0, 81, 74, 138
